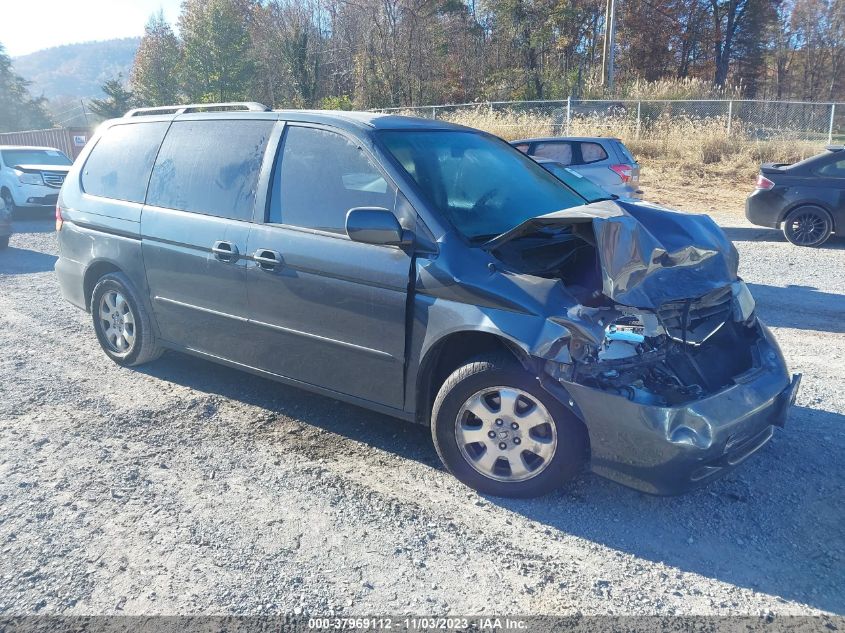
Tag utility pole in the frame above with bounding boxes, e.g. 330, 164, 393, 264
601, 0, 610, 86
80, 99, 90, 127
607, 0, 617, 92
600, 0, 617, 92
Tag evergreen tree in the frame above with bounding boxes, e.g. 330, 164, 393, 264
179, 0, 257, 102
88, 75, 135, 119
0, 42, 53, 132
131, 10, 182, 106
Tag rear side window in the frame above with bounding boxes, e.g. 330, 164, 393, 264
512, 143, 530, 153
532, 142, 573, 165
82, 122, 169, 203
816, 158, 845, 178
614, 141, 637, 164
147, 119, 274, 220
578, 142, 608, 164
269, 126, 395, 234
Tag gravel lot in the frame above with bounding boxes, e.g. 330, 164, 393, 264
0, 208, 843, 618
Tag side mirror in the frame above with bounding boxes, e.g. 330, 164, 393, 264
346, 207, 412, 246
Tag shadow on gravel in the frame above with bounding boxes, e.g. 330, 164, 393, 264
723, 226, 845, 249
748, 282, 845, 333
10, 221, 56, 235
138, 351, 844, 614
137, 352, 439, 464
496, 404, 845, 614
0, 246, 57, 274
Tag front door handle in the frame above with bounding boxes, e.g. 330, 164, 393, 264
253, 248, 282, 271
212, 240, 239, 263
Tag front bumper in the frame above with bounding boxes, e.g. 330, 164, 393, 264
553, 324, 798, 495
19, 193, 59, 208
10, 183, 60, 208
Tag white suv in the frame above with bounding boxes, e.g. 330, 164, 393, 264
0, 146, 73, 215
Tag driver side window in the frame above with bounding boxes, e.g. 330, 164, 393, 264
269, 125, 396, 233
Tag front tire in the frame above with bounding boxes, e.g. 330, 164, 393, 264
1, 190, 17, 219
782, 206, 832, 247
91, 272, 162, 366
431, 354, 587, 498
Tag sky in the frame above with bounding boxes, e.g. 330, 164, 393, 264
1, 0, 183, 57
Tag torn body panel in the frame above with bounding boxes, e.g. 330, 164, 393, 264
412, 200, 798, 494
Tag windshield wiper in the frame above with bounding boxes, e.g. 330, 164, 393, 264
468, 233, 502, 243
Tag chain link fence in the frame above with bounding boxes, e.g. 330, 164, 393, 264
374, 99, 844, 145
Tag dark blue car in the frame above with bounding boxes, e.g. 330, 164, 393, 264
746, 145, 845, 247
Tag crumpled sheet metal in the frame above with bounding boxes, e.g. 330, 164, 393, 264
594, 201, 739, 309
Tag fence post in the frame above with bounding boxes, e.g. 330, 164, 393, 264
829, 104, 836, 145
431, 106, 436, 120
566, 96, 571, 135
727, 100, 733, 137
636, 101, 641, 139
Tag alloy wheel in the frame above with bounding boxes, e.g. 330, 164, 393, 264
98, 290, 136, 353
785, 211, 829, 246
455, 386, 558, 482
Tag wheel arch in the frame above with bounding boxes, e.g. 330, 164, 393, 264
0, 186, 14, 206
777, 201, 836, 231
414, 329, 535, 426
82, 260, 124, 311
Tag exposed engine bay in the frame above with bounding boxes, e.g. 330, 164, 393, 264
485, 202, 760, 407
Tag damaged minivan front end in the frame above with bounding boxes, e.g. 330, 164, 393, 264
418, 199, 799, 495
490, 201, 799, 494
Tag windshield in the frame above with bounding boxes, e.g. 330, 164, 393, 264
541, 163, 613, 202
379, 130, 585, 240
1, 149, 72, 167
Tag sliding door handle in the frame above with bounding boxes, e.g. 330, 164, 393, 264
212, 240, 239, 263
253, 248, 282, 271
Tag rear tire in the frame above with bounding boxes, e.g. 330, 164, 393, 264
782, 206, 832, 247
91, 272, 162, 367
431, 353, 587, 498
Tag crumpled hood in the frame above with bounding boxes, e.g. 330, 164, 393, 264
485, 200, 739, 310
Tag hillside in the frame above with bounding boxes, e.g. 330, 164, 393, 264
12, 38, 140, 99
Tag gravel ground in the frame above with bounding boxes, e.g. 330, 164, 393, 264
0, 208, 843, 618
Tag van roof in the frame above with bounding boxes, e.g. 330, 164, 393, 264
276, 110, 471, 131
112, 108, 471, 133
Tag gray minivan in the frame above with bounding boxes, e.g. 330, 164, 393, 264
56, 103, 799, 498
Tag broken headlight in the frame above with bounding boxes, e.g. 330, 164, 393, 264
731, 280, 756, 323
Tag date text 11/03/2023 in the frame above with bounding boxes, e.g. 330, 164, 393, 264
307, 617, 528, 630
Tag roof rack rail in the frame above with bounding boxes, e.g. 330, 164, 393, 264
124, 102, 271, 117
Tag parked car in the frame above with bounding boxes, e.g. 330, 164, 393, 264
0, 146, 72, 216
0, 196, 11, 249
511, 136, 643, 200
534, 158, 620, 202
56, 103, 799, 498
746, 145, 845, 247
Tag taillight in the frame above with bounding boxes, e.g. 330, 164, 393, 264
755, 175, 775, 190
609, 163, 632, 183
55, 204, 63, 231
